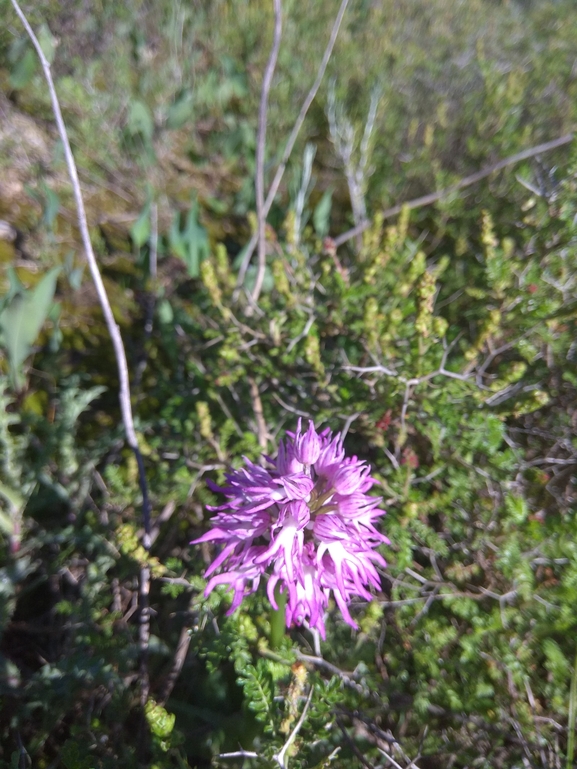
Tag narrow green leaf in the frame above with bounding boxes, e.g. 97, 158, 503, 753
131, 202, 151, 248
169, 198, 209, 278
41, 184, 60, 229
183, 200, 209, 278
313, 188, 333, 238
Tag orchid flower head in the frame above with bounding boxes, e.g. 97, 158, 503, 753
191, 419, 388, 638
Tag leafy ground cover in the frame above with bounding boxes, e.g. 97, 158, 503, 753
0, 0, 577, 767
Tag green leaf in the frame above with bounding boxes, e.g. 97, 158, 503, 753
157, 299, 174, 324
0, 481, 24, 520
127, 99, 154, 141
504, 493, 527, 524
0, 268, 24, 308
37, 23, 57, 65
237, 660, 275, 734
60, 740, 93, 769
543, 638, 569, 682
313, 188, 333, 238
131, 201, 151, 248
41, 183, 60, 229
166, 91, 195, 129
9, 48, 36, 89
145, 699, 176, 740
169, 198, 209, 278
0, 267, 60, 388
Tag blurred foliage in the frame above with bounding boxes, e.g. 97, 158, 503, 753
1, 0, 577, 767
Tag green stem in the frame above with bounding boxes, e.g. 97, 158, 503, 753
269, 582, 287, 650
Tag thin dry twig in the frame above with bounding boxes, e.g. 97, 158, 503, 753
138, 564, 151, 704
295, 651, 376, 699
10, 0, 153, 702
252, 0, 283, 304
265, 0, 350, 217
248, 376, 269, 452
274, 685, 314, 769
239, 0, 351, 295
336, 716, 374, 769
343, 336, 471, 390
327, 83, 379, 233
148, 499, 176, 547
218, 749, 259, 760
271, 392, 312, 418
159, 606, 193, 705
334, 132, 574, 248
378, 747, 422, 769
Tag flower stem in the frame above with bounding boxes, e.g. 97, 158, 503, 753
270, 583, 288, 650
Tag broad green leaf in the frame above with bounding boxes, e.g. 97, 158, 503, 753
9, 48, 36, 89
0, 267, 60, 387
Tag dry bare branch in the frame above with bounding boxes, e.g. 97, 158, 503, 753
334, 133, 574, 248
252, 0, 283, 304
239, 0, 351, 297
248, 376, 269, 451
274, 685, 314, 768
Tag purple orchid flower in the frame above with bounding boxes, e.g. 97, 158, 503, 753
192, 420, 389, 638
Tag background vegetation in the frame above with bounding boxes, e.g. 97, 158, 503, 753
1, 0, 577, 767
